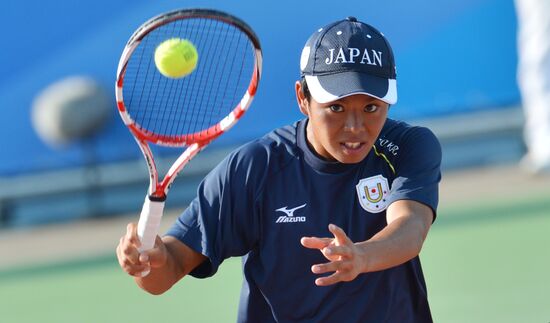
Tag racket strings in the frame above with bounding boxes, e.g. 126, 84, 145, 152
200, 21, 242, 138
166, 18, 197, 138
123, 17, 255, 140
128, 34, 151, 124
171, 19, 207, 140
182, 18, 218, 140
146, 18, 190, 135
227, 32, 250, 115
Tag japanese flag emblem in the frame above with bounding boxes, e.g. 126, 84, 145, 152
356, 175, 390, 213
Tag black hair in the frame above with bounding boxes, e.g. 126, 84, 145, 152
300, 77, 311, 101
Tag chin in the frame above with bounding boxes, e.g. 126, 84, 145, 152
334, 146, 371, 164
335, 154, 368, 164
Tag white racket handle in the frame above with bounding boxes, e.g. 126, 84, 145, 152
137, 196, 165, 276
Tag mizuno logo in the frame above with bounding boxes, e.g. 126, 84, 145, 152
275, 203, 307, 223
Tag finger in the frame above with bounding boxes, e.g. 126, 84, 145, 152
315, 270, 353, 286
301, 237, 333, 250
323, 245, 352, 258
311, 260, 346, 274
119, 254, 143, 272
125, 223, 141, 248
328, 224, 352, 245
119, 236, 141, 266
126, 263, 151, 277
315, 273, 341, 286
139, 253, 149, 263
121, 248, 141, 266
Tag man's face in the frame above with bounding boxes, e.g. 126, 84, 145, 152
296, 81, 389, 164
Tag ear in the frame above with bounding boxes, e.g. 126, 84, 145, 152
295, 80, 310, 116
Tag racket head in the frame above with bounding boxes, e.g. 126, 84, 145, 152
115, 9, 262, 147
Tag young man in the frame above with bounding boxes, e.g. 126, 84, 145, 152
117, 17, 441, 322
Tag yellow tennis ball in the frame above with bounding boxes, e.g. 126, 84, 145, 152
154, 38, 198, 78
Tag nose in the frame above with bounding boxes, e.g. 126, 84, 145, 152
343, 110, 366, 133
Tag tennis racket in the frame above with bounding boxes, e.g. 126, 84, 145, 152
115, 8, 262, 275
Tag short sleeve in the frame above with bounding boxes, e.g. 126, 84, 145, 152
386, 127, 442, 220
165, 143, 266, 278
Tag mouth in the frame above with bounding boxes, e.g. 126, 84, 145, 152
340, 142, 366, 151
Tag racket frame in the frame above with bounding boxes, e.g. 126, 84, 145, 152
115, 8, 262, 199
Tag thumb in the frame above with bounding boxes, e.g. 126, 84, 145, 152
140, 236, 168, 268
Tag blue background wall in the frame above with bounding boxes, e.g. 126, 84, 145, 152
0, 0, 519, 176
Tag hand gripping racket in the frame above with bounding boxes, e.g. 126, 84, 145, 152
115, 9, 262, 275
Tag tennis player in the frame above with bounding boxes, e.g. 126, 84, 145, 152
117, 16, 441, 322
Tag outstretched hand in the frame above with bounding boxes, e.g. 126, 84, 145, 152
300, 224, 365, 286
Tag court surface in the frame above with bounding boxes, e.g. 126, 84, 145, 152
1, 164, 549, 322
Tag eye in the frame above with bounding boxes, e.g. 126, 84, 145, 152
364, 104, 379, 113
328, 104, 344, 112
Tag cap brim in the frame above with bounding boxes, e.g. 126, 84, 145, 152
305, 72, 397, 105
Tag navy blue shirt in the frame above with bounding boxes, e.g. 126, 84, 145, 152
167, 118, 442, 323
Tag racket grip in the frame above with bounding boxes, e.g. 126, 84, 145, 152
137, 196, 165, 253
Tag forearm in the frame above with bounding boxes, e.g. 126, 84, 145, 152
300, 201, 433, 286
356, 213, 429, 273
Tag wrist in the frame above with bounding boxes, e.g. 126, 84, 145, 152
355, 241, 372, 274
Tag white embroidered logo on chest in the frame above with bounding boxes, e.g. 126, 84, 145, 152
356, 175, 390, 213
275, 204, 307, 223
